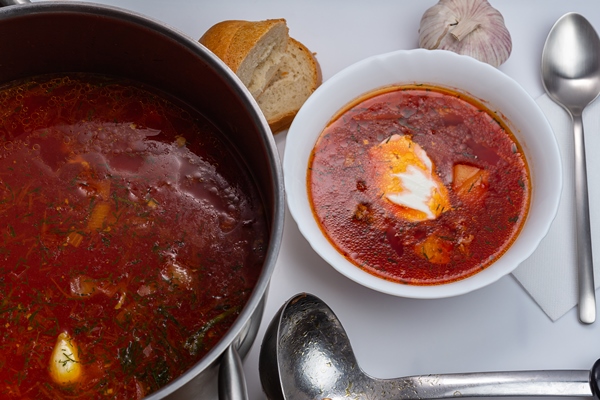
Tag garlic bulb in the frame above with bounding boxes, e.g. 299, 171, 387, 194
419, 0, 512, 67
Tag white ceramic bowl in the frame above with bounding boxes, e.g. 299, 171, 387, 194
284, 49, 562, 299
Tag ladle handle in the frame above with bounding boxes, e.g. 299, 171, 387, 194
396, 368, 597, 399
572, 112, 597, 324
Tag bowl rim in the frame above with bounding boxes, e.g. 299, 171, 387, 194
284, 48, 562, 299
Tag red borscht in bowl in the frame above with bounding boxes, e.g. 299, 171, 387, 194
284, 49, 561, 299
309, 85, 530, 285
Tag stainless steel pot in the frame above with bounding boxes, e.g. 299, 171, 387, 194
0, 1, 284, 399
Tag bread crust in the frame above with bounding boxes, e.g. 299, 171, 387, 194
200, 19, 321, 134
198, 20, 247, 67
199, 19, 287, 73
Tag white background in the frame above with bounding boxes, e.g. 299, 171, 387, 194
35, 1, 600, 399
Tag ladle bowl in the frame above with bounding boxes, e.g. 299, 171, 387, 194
259, 293, 600, 400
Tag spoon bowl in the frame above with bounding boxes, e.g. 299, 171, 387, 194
542, 13, 600, 112
541, 12, 600, 324
259, 293, 600, 400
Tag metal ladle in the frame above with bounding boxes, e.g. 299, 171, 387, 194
259, 293, 600, 400
541, 12, 600, 324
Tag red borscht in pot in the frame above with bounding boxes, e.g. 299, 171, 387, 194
0, 74, 268, 399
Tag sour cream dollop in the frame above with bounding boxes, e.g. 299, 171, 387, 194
369, 134, 450, 221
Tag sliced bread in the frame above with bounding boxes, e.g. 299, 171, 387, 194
200, 19, 321, 134
257, 38, 322, 133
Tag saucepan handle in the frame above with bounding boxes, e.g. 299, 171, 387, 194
218, 345, 249, 400
0, 0, 30, 6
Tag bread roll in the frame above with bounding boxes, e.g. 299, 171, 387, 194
199, 19, 289, 98
200, 18, 322, 134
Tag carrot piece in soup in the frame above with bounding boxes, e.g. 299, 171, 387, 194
65, 231, 84, 247
87, 202, 111, 231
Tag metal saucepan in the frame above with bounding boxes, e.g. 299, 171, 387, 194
0, 1, 284, 399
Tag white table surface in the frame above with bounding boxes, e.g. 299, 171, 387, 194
39, 1, 600, 398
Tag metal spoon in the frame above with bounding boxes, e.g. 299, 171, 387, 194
541, 12, 600, 324
259, 293, 600, 400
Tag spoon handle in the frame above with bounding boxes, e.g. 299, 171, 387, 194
572, 113, 597, 324
394, 369, 593, 399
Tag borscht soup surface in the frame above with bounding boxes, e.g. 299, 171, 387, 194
0, 74, 268, 398
308, 85, 530, 285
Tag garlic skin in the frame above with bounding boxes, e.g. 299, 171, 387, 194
419, 0, 512, 67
